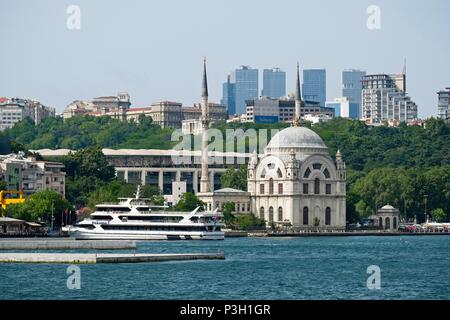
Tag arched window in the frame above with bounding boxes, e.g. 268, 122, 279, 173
385, 217, 391, 230
323, 168, 330, 179
393, 217, 397, 230
259, 207, 265, 220
269, 207, 274, 222
278, 183, 283, 194
379, 217, 383, 228
277, 168, 283, 178
325, 207, 331, 225
303, 207, 309, 225
314, 178, 320, 194
260, 168, 267, 178
260, 184, 265, 194
278, 207, 283, 221
269, 178, 274, 195
304, 168, 311, 178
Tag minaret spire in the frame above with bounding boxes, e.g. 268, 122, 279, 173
294, 62, 302, 127
200, 57, 210, 193
201, 57, 208, 98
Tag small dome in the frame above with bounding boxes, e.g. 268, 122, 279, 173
266, 126, 327, 150
381, 204, 395, 210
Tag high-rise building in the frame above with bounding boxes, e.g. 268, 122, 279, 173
302, 69, 326, 107
221, 75, 236, 115
232, 66, 259, 115
262, 68, 286, 99
342, 69, 366, 116
437, 88, 450, 122
326, 97, 359, 119
361, 73, 418, 124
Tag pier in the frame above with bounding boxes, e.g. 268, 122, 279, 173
0, 252, 225, 264
0, 239, 136, 250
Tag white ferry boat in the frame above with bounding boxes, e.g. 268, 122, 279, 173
68, 188, 224, 240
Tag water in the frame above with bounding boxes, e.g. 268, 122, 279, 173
1, 236, 449, 300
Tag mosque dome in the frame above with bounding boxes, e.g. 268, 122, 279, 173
265, 126, 328, 156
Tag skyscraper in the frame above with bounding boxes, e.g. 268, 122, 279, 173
302, 69, 326, 107
342, 69, 366, 118
233, 66, 259, 115
262, 68, 286, 99
221, 75, 236, 115
361, 73, 417, 124
437, 88, 450, 122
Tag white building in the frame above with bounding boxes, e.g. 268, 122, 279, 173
247, 127, 346, 229
0, 153, 65, 197
0, 98, 55, 131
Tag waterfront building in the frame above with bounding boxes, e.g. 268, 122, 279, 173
437, 87, 450, 122
361, 73, 418, 124
342, 69, 366, 116
302, 69, 326, 107
232, 66, 259, 115
0, 153, 65, 197
326, 97, 359, 119
0, 98, 55, 131
262, 68, 286, 99
0, 217, 45, 236
197, 188, 252, 214
221, 75, 236, 115
369, 204, 400, 231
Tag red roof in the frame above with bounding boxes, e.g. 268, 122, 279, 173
0, 97, 9, 103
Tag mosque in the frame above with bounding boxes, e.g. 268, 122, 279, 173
197, 61, 347, 230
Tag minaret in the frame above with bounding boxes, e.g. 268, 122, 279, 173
200, 57, 211, 193
294, 62, 302, 127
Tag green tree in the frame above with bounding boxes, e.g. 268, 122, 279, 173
222, 202, 236, 226
6, 190, 72, 225
175, 192, 205, 211
63, 146, 115, 181
431, 208, 446, 222
220, 165, 247, 191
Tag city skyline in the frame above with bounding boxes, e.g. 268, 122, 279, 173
1, 0, 449, 118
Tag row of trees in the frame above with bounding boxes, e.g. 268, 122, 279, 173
0, 115, 176, 150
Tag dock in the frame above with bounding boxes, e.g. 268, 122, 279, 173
0, 252, 225, 264
0, 239, 136, 250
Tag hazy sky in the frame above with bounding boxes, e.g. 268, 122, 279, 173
1, 0, 449, 117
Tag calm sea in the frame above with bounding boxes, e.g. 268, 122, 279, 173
1, 236, 449, 300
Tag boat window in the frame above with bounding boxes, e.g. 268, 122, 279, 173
96, 207, 131, 212
91, 215, 113, 220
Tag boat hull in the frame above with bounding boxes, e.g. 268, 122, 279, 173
70, 229, 225, 241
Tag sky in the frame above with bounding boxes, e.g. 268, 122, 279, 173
1, 0, 449, 118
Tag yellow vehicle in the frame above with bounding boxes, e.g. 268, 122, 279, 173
0, 190, 25, 210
